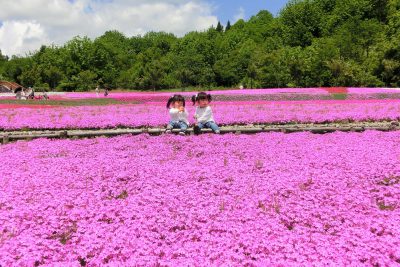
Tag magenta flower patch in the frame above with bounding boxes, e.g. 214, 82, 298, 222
1, 100, 400, 130
0, 131, 399, 265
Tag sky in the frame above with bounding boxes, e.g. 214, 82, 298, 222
0, 0, 289, 57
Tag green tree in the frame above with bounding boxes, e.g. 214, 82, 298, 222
0, 50, 8, 64
144, 60, 165, 90
226, 21, 232, 31
387, 0, 400, 36
43, 66, 64, 89
2, 56, 31, 84
171, 30, 217, 87
19, 65, 42, 87
216, 21, 224, 32
279, 0, 323, 47
1, 0, 399, 90
75, 70, 97, 91
258, 48, 291, 88
0, 50, 9, 79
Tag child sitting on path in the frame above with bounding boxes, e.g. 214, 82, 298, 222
192, 92, 220, 134
166, 94, 189, 136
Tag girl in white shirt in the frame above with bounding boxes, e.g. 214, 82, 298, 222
166, 94, 189, 135
192, 92, 220, 134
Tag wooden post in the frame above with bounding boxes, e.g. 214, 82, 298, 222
60, 130, 68, 138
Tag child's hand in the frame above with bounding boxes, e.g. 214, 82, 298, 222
179, 106, 184, 112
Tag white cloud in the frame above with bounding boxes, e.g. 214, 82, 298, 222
0, 0, 218, 57
233, 7, 245, 23
0, 20, 49, 57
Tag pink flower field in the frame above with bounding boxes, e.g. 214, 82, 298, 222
60, 87, 400, 103
1, 87, 400, 130
2, 87, 398, 102
0, 131, 399, 265
1, 88, 400, 265
62, 87, 400, 100
1, 99, 400, 130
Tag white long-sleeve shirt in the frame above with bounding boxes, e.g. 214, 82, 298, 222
169, 108, 189, 124
194, 106, 215, 123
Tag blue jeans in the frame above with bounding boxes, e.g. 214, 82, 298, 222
167, 121, 188, 132
197, 121, 220, 133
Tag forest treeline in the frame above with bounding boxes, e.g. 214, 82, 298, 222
0, 0, 399, 91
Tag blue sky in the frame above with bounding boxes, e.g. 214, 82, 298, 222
0, 0, 291, 56
210, 0, 290, 24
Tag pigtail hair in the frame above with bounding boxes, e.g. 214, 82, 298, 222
166, 96, 174, 108
207, 94, 212, 102
191, 94, 197, 105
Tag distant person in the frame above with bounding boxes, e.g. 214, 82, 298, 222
104, 88, 109, 97
239, 84, 244, 90
27, 87, 35, 99
15, 91, 21, 100
95, 86, 99, 97
192, 92, 220, 134
21, 89, 27, 100
165, 94, 189, 136
43, 91, 49, 100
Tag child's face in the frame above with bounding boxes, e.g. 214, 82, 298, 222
198, 99, 209, 108
173, 101, 184, 109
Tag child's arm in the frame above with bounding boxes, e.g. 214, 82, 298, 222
181, 108, 189, 119
169, 108, 179, 115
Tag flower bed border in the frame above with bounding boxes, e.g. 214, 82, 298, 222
1, 120, 399, 144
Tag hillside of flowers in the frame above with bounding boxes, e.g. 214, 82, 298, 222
63, 87, 400, 103
1, 87, 400, 103
1, 99, 400, 130
0, 131, 399, 265
1, 87, 400, 130
1, 87, 400, 265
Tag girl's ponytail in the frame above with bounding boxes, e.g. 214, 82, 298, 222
191, 94, 198, 105
166, 96, 174, 108
207, 94, 212, 102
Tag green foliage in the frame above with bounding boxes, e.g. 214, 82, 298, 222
226, 21, 232, 31
0, 50, 8, 77
216, 21, 224, 32
388, 0, 400, 32
279, 0, 323, 47
0, 0, 398, 90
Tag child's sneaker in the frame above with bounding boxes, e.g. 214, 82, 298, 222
179, 131, 185, 136
215, 130, 221, 134
193, 125, 201, 135
165, 129, 172, 134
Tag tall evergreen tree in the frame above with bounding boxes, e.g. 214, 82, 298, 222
216, 21, 224, 32
226, 20, 232, 31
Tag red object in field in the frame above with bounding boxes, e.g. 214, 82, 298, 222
321, 87, 348, 94
0, 104, 55, 109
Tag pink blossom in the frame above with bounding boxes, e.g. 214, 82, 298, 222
0, 131, 399, 265
1, 100, 400, 130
